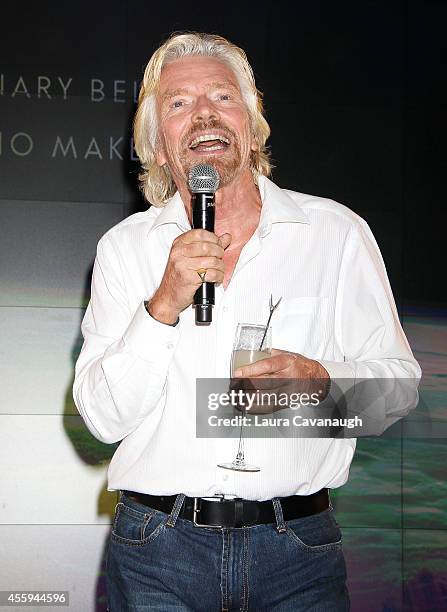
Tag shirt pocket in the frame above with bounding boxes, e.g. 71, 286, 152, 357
272, 296, 329, 357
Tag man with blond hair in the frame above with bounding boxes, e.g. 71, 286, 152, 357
73, 32, 420, 611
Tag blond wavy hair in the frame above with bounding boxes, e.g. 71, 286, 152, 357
133, 32, 272, 207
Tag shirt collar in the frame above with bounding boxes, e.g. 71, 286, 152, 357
148, 190, 191, 235
257, 175, 310, 237
147, 175, 310, 236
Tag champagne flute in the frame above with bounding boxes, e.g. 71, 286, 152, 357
217, 323, 272, 472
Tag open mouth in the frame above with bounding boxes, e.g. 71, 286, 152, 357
188, 133, 230, 152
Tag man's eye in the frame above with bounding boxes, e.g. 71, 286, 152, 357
172, 100, 185, 108
219, 94, 231, 101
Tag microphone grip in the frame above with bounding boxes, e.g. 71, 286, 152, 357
192, 192, 215, 325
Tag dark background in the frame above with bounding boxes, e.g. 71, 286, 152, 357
1, 0, 445, 312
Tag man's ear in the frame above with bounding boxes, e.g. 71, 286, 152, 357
155, 142, 167, 167
250, 134, 258, 152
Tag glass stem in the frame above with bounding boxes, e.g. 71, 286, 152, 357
234, 408, 246, 465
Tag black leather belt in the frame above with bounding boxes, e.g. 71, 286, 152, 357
122, 489, 329, 528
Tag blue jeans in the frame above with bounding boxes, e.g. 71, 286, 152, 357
106, 493, 349, 611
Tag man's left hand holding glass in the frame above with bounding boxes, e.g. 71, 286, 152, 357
232, 349, 331, 415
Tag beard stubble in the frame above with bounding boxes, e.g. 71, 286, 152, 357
178, 119, 243, 187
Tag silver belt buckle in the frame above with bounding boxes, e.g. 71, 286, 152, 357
193, 496, 224, 529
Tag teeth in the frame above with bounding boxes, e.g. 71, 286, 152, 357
189, 134, 230, 148
199, 144, 225, 151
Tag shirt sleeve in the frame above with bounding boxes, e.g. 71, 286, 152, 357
72, 233, 179, 443
316, 216, 421, 431
318, 216, 421, 381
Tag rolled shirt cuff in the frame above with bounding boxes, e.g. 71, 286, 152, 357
123, 300, 180, 363
315, 359, 356, 407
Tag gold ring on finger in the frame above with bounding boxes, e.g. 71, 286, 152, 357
197, 268, 207, 283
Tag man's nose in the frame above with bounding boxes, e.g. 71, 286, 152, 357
192, 95, 219, 123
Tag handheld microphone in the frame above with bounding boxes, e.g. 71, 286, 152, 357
188, 164, 220, 325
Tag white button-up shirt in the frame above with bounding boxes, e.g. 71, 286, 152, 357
73, 176, 420, 500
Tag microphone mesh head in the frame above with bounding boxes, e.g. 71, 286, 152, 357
188, 164, 220, 193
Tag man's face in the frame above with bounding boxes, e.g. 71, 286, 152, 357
156, 56, 257, 188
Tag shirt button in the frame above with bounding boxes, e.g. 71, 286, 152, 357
222, 474, 229, 481
223, 306, 228, 313
166, 343, 174, 350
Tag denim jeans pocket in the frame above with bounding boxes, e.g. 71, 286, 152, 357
285, 508, 342, 553
111, 502, 167, 547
